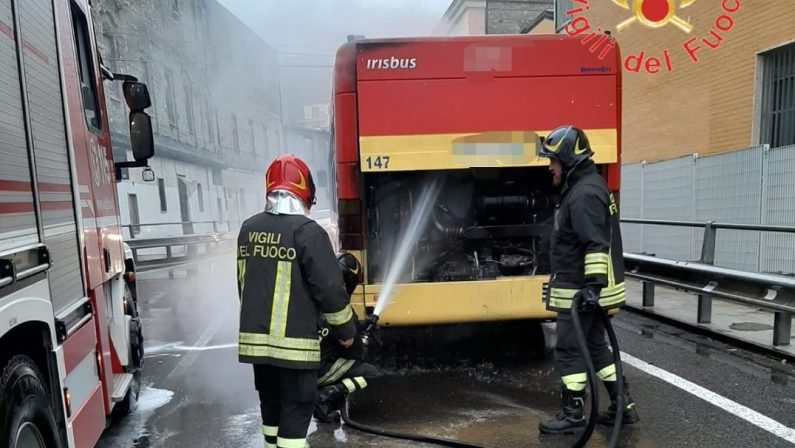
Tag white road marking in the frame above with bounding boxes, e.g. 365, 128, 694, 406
144, 342, 235, 359
174, 343, 237, 352
622, 352, 795, 444
166, 315, 226, 380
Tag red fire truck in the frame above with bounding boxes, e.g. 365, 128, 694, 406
330, 34, 622, 327
0, 0, 154, 446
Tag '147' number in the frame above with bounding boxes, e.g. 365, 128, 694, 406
366, 156, 390, 170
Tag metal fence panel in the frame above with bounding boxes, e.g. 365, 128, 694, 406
760, 145, 795, 275
621, 144, 795, 274
641, 156, 695, 260
619, 162, 643, 253
692, 147, 764, 271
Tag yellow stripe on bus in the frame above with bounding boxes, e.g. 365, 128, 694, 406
359, 129, 617, 172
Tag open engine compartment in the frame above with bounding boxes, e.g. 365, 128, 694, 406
364, 167, 558, 284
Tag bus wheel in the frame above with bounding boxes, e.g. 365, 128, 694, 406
0, 356, 60, 448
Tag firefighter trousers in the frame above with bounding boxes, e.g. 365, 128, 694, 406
318, 359, 380, 389
554, 310, 617, 391
254, 364, 316, 448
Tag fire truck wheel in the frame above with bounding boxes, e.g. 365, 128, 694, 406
129, 318, 144, 370
0, 356, 61, 448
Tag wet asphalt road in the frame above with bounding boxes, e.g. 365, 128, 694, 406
97, 258, 795, 448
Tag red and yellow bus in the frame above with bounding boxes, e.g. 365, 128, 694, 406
330, 34, 622, 327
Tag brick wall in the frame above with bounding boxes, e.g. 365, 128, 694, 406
575, 0, 795, 163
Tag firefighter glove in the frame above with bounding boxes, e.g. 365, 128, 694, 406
577, 285, 601, 309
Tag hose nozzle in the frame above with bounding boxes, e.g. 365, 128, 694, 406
364, 313, 379, 332
362, 314, 380, 347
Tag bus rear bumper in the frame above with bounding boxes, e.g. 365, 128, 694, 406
350, 276, 559, 327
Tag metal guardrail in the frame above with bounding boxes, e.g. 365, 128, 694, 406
122, 220, 231, 239
126, 231, 236, 271
621, 218, 795, 347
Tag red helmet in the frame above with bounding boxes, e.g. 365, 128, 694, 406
265, 155, 316, 208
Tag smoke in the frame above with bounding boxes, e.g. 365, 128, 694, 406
217, 0, 450, 124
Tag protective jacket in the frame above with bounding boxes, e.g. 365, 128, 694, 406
237, 212, 356, 369
546, 162, 626, 312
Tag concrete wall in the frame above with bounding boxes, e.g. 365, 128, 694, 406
575, 0, 795, 163
92, 0, 284, 236
486, 0, 553, 34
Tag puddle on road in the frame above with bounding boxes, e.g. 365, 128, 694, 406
729, 322, 774, 332
97, 386, 174, 448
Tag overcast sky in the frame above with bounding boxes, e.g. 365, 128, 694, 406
217, 0, 450, 53
216, 0, 451, 120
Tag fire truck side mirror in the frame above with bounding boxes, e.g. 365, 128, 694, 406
130, 112, 154, 161
123, 81, 152, 111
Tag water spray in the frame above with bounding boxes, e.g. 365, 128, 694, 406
372, 177, 443, 317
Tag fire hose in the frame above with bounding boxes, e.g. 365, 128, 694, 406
340, 307, 625, 448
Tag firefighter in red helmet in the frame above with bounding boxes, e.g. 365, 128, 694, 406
237, 154, 356, 448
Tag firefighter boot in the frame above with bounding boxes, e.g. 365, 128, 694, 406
598, 377, 640, 426
314, 384, 347, 424
539, 387, 587, 435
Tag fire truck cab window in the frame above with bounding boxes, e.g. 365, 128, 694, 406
71, 3, 101, 131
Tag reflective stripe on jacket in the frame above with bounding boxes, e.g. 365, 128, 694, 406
546, 162, 626, 312
237, 212, 356, 369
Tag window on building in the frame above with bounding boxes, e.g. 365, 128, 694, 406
158, 178, 167, 212
760, 43, 795, 148
71, 2, 101, 132
128, 194, 141, 236
141, 62, 154, 128
249, 119, 257, 153
197, 183, 205, 212
164, 67, 177, 129
214, 110, 222, 149
172, 0, 180, 20
185, 84, 195, 137
205, 99, 214, 144
232, 114, 240, 151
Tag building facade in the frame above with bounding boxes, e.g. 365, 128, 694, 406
92, 0, 283, 237
295, 103, 331, 132
437, 0, 486, 35
555, 0, 795, 163
522, 9, 554, 34
438, 0, 553, 35
284, 127, 332, 212
552, 1, 795, 274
